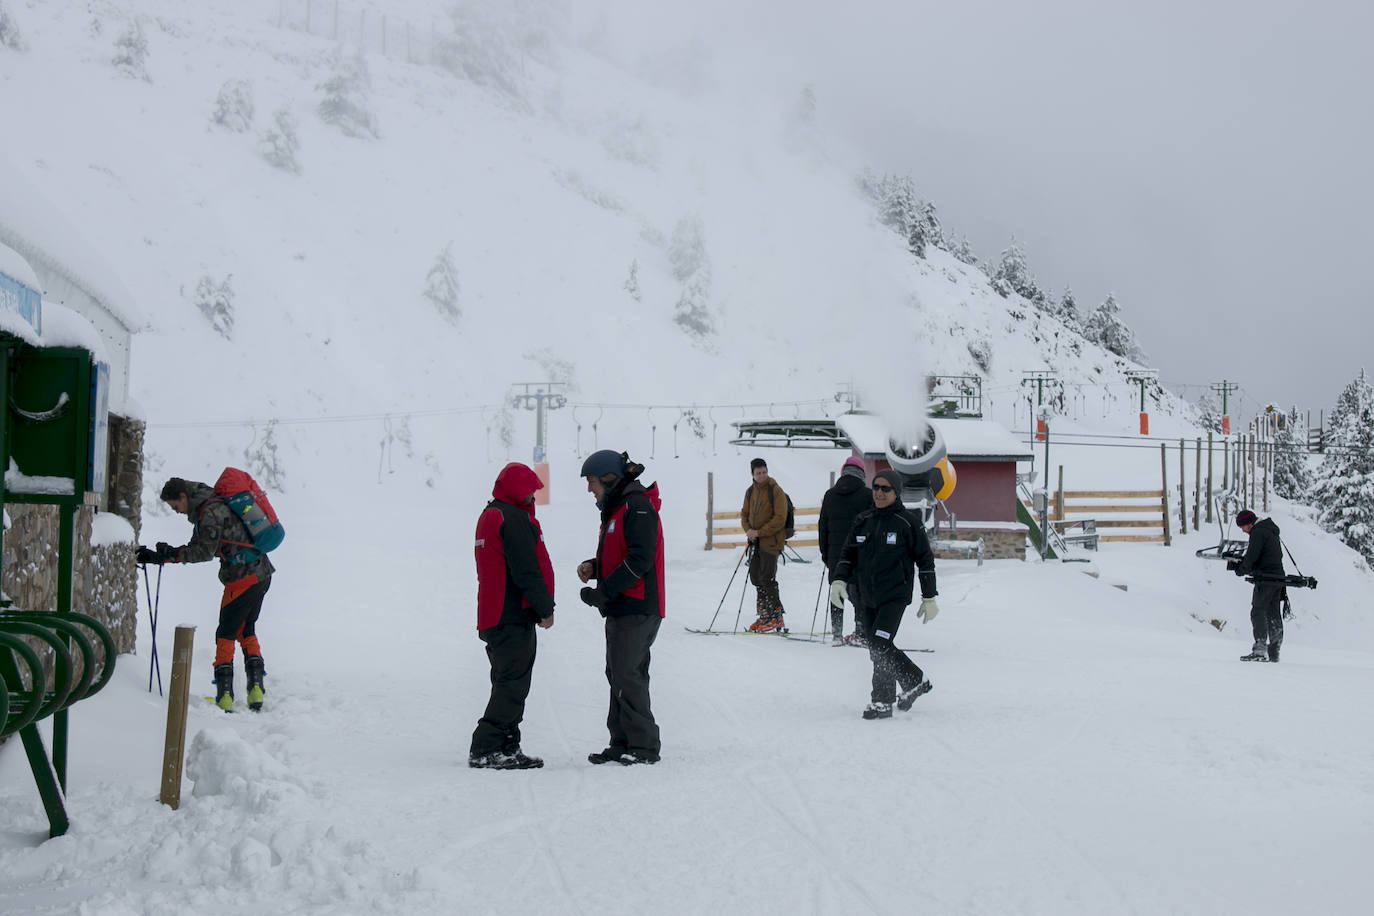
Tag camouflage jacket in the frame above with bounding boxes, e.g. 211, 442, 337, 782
175, 481, 276, 584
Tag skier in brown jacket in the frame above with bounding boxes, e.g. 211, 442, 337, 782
739, 457, 790, 633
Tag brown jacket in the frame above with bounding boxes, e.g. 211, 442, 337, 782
740, 477, 788, 554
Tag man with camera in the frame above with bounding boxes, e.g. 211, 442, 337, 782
1228, 508, 1285, 663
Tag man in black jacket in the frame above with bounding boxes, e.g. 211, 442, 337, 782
818, 456, 873, 646
1232, 508, 1285, 662
576, 450, 665, 765
831, 468, 939, 719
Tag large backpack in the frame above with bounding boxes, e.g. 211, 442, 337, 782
212, 467, 285, 560
769, 485, 797, 540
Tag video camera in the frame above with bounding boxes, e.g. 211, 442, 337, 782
1225, 559, 1318, 590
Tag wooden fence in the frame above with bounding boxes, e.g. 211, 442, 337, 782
1029, 489, 1170, 544
704, 471, 820, 550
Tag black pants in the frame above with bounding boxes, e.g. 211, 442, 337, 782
858, 601, 925, 704
215, 577, 270, 642
604, 614, 661, 755
470, 623, 537, 756
749, 548, 782, 613
1250, 581, 1285, 647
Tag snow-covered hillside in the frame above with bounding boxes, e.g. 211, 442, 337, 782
3, 2, 1372, 914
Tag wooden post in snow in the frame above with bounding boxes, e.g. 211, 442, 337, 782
1194, 437, 1202, 530
704, 471, 713, 550
1178, 438, 1187, 534
1056, 465, 1064, 523
1206, 432, 1214, 523
160, 626, 196, 810
1160, 443, 1172, 546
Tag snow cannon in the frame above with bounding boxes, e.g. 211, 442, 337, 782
885, 424, 954, 527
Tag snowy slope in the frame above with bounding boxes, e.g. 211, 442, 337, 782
2, 2, 1373, 914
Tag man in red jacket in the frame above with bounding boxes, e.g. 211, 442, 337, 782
577, 449, 665, 766
470, 462, 556, 770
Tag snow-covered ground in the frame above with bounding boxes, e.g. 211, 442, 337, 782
4, 444, 1374, 915
2, 1, 1373, 913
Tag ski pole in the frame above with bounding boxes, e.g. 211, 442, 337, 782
808, 564, 826, 637
705, 543, 749, 632
731, 543, 754, 634
141, 561, 163, 696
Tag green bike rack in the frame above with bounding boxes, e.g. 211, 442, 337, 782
1, 330, 117, 839
0, 611, 117, 837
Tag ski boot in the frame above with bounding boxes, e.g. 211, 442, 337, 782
748, 614, 785, 633
1240, 641, 1269, 662
213, 663, 235, 711
244, 655, 266, 711
862, 701, 893, 720
897, 678, 933, 711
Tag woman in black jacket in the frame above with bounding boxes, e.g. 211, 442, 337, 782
831, 469, 939, 719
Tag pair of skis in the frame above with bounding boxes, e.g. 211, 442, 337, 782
684, 626, 933, 651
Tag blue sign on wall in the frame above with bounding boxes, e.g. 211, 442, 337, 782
0, 268, 43, 335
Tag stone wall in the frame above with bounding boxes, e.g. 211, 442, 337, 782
1, 415, 144, 693
935, 525, 1028, 561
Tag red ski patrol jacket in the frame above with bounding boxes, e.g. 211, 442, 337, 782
587, 479, 665, 618
474, 463, 556, 630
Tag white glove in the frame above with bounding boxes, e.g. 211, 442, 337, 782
829, 580, 849, 607
918, 597, 939, 624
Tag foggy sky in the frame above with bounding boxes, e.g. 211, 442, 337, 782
581, 0, 1374, 422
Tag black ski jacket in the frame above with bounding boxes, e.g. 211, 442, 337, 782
818, 473, 873, 577
1237, 517, 1285, 579
833, 501, 937, 608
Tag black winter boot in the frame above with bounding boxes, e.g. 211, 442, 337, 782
1268, 643, 1280, 663
213, 663, 235, 712
244, 655, 266, 711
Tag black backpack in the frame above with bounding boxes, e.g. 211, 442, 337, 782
769, 486, 796, 540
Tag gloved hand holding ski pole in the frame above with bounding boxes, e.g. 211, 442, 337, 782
829, 579, 849, 607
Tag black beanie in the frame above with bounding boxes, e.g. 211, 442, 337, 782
1236, 508, 1257, 527
873, 468, 904, 493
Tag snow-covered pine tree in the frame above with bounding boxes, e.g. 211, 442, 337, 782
674, 268, 715, 341
1082, 293, 1143, 360
624, 260, 641, 302
244, 421, 286, 492
433, 4, 525, 101
667, 216, 714, 342
1271, 406, 1309, 500
422, 243, 460, 322
260, 108, 302, 174
1309, 370, 1374, 562
112, 19, 150, 81
918, 201, 945, 253
948, 234, 978, 265
191, 274, 234, 339
0, 1, 29, 51
317, 52, 379, 139
990, 237, 1044, 305
668, 215, 706, 283
1055, 286, 1082, 329
1196, 394, 1224, 434
211, 79, 255, 132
